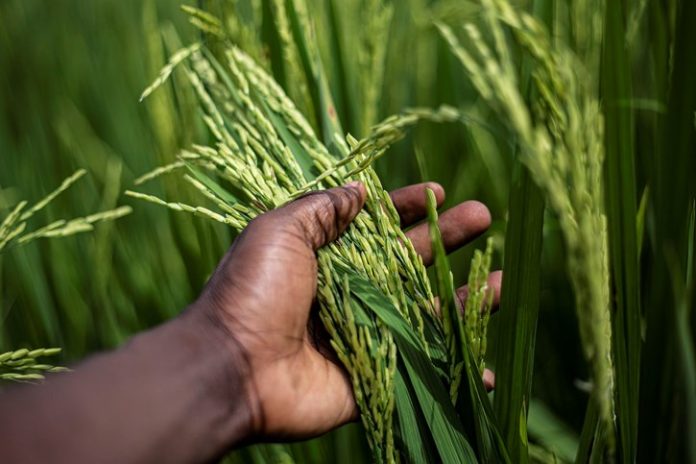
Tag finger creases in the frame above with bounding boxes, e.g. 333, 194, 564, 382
287, 182, 367, 250
406, 200, 492, 265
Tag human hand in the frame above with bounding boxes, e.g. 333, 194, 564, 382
191, 181, 502, 443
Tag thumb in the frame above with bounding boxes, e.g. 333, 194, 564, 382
279, 181, 367, 250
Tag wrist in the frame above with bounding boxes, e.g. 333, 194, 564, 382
171, 305, 257, 449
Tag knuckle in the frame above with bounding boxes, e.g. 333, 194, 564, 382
257, 186, 359, 249
307, 193, 338, 244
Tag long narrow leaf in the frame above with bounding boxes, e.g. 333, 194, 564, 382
285, 0, 346, 155
492, 164, 544, 463
639, 1, 696, 461
425, 189, 510, 463
492, 0, 550, 460
601, 1, 640, 460
345, 271, 478, 464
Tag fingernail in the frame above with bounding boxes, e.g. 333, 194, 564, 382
345, 181, 362, 189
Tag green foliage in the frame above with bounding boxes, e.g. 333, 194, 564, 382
601, 1, 641, 460
0, 170, 131, 254
1, 0, 694, 462
0, 170, 130, 382
638, 0, 696, 461
490, 1, 549, 457
440, 2, 616, 457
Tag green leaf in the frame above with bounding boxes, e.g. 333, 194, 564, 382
344, 271, 478, 464
492, 163, 544, 464
393, 368, 436, 464
285, 0, 346, 156
424, 188, 510, 463
601, 1, 641, 460
636, 186, 649, 255
639, 1, 696, 461
528, 399, 579, 463
324, 0, 357, 136
425, 188, 464, 393
575, 398, 599, 464
673, 200, 696, 461
458, 341, 512, 464
492, 0, 549, 460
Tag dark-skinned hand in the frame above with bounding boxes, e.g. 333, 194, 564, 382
192, 181, 502, 441
0, 181, 502, 464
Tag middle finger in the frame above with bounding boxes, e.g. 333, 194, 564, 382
405, 200, 491, 266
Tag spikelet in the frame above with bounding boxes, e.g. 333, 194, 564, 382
129, 33, 469, 461
0, 348, 68, 383
0, 171, 132, 254
464, 237, 495, 374
439, 0, 616, 451
0, 171, 130, 384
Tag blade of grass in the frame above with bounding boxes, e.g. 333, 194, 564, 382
575, 397, 598, 464
392, 369, 436, 464
324, 0, 357, 136
492, 0, 550, 461
528, 399, 579, 463
260, 0, 287, 89
601, 1, 640, 460
636, 186, 649, 255
639, 1, 696, 461
425, 188, 510, 463
344, 271, 478, 464
676, 201, 696, 462
284, 0, 346, 155
492, 164, 544, 464
459, 342, 511, 464
260, 99, 317, 181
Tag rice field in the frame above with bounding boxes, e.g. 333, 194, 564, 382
1, 0, 694, 462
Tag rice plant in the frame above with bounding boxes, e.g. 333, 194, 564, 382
0, 169, 131, 254
439, 0, 616, 455
130, 29, 502, 460
0, 170, 130, 382
97, 0, 696, 461
1, 0, 694, 462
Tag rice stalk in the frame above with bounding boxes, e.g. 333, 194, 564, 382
0, 171, 131, 381
356, 0, 393, 135
129, 14, 510, 456
269, 0, 316, 125
131, 40, 456, 462
139, 42, 202, 102
180, 5, 225, 38
201, 0, 267, 68
0, 171, 132, 254
439, 0, 616, 452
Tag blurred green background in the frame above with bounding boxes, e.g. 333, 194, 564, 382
4, 0, 691, 462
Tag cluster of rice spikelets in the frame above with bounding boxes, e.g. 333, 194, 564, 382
438, 0, 615, 446
464, 237, 494, 375
1, 171, 131, 383
130, 41, 472, 462
0, 169, 131, 253
0, 348, 68, 382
